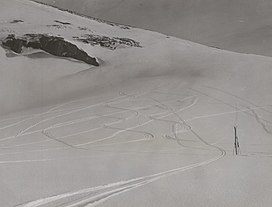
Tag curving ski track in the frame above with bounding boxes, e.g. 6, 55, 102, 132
0, 87, 240, 207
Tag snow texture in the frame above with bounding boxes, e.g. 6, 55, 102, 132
0, 0, 272, 207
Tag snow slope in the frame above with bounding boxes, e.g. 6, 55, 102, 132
0, 0, 272, 207
36, 0, 272, 57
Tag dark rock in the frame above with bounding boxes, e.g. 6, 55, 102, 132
26, 41, 41, 49
1, 34, 99, 66
2, 34, 26, 53
39, 35, 99, 66
54, 20, 71, 25
10, 20, 24, 24
74, 34, 142, 50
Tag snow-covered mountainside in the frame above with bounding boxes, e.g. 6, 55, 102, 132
0, 0, 147, 114
36, 0, 272, 57
0, 0, 272, 207
1, 0, 272, 115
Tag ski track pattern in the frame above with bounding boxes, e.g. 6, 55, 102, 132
190, 87, 272, 135
0, 88, 235, 207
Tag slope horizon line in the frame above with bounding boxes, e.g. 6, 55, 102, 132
17, 0, 272, 58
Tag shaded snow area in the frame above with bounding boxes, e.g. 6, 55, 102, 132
0, 0, 272, 207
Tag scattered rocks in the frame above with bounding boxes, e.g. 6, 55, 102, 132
54, 20, 71, 25
10, 20, 24, 24
74, 34, 142, 50
1, 34, 99, 66
32, 0, 131, 30
46, 24, 68, 29
78, 26, 89, 31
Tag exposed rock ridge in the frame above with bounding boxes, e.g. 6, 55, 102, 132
1, 34, 99, 66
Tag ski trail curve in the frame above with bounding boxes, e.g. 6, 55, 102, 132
17, 151, 225, 207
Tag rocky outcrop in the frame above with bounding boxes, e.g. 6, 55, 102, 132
2, 35, 25, 53
1, 34, 99, 66
73, 34, 142, 50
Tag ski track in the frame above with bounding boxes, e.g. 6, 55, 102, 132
0, 92, 234, 158
188, 88, 272, 127
0, 94, 106, 131
0, 89, 172, 143
0, 88, 235, 207
0, 91, 257, 158
15, 129, 225, 206
1, 103, 158, 149
17, 151, 225, 207
0, 96, 195, 153
0, 95, 130, 142
247, 107, 272, 135
202, 85, 272, 115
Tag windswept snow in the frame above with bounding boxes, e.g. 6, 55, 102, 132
0, 0, 272, 207
36, 0, 272, 57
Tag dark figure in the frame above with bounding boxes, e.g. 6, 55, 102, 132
233, 126, 240, 155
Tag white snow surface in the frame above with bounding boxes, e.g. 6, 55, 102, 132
0, 0, 272, 207
36, 0, 272, 57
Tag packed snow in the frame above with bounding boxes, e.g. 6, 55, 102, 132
0, 0, 272, 206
